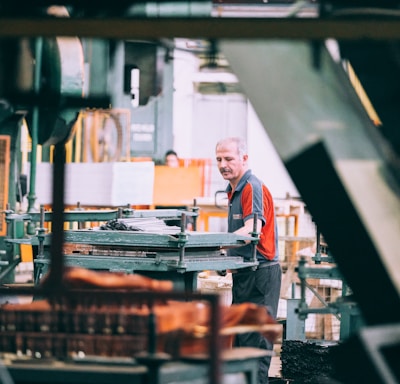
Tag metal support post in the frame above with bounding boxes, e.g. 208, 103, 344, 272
26, 37, 43, 228
250, 213, 259, 265
286, 299, 306, 340
177, 213, 188, 270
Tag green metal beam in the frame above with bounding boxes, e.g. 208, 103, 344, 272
35, 254, 257, 272
62, 230, 251, 249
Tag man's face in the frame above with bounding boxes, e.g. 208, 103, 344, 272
216, 141, 247, 185
165, 154, 179, 167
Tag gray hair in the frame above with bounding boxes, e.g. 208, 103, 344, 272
216, 137, 247, 157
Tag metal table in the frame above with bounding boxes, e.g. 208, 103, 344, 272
3, 347, 270, 384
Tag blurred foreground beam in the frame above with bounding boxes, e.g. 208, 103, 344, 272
0, 18, 400, 39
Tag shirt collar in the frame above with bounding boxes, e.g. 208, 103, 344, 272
225, 169, 252, 193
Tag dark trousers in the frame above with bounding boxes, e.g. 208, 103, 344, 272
232, 263, 282, 384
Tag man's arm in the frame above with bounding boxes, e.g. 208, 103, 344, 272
234, 218, 262, 243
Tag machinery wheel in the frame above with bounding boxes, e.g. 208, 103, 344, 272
26, 36, 85, 146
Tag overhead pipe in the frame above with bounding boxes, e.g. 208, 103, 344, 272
127, 1, 212, 17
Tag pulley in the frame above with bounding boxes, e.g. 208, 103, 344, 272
26, 35, 85, 146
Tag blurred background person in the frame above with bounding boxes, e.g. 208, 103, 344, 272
164, 149, 180, 167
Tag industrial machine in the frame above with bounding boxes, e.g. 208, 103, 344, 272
1, 206, 279, 384
0, 281, 281, 384
284, 225, 363, 342
1, 1, 400, 383
3, 206, 259, 291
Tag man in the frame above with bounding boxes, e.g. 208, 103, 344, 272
215, 137, 281, 384
164, 149, 180, 167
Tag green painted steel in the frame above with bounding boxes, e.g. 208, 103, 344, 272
26, 37, 84, 146
61, 230, 250, 249
9, 229, 251, 250
5, 209, 258, 286
36, 253, 255, 273
6, 208, 197, 224
27, 38, 43, 214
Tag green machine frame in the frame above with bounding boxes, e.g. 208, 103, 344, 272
4, 206, 259, 292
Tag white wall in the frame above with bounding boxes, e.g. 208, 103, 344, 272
247, 102, 299, 199
172, 45, 299, 199
172, 49, 198, 158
